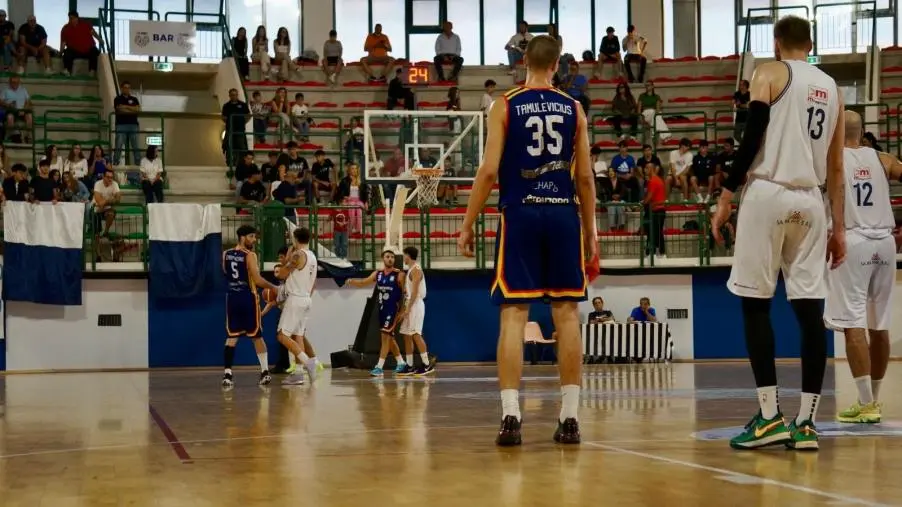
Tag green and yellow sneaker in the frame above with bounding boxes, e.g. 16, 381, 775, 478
786, 420, 819, 451
729, 411, 791, 450
837, 401, 881, 424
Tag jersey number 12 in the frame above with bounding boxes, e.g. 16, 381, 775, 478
525, 115, 564, 156
853, 182, 873, 207
806, 106, 825, 140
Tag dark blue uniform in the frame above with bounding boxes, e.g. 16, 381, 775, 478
491, 86, 587, 305
376, 268, 403, 332
224, 247, 262, 337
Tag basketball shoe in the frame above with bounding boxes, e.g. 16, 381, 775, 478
397, 365, 416, 376
837, 401, 881, 423
394, 363, 407, 374
281, 371, 305, 385
258, 370, 272, 386
495, 416, 522, 446
729, 411, 791, 449
370, 366, 384, 377
785, 420, 819, 450
553, 418, 581, 444
415, 356, 437, 376
221, 372, 234, 388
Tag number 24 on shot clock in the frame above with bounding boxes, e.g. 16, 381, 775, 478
403, 64, 432, 85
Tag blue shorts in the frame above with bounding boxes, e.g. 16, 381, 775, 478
491, 205, 588, 305
378, 304, 400, 333
226, 291, 262, 338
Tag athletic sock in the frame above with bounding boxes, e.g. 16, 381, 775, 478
756, 386, 779, 420
792, 298, 828, 396
741, 297, 778, 388
224, 368, 232, 375
297, 351, 310, 363
797, 393, 821, 425
873, 379, 883, 401
224, 345, 236, 371
257, 353, 269, 373
420, 352, 430, 365
854, 375, 874, 404
396, 356, 406, 366
560, 384, 580, 422
289, 351, 296, 367
500, 389, 521, 420
375, 358, 386, 369
405, 354, 414, 366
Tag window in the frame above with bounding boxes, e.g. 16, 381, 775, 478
522, 0, 551, 26
558, 0, 591, 57
595, 0, 627, 54
411, 0, 440, 26
483, 0, 515, 65
662, 0, 673, 58
335, 0, 369, 61
739, 0, 772, 19
265, 0, 301, 56
155, 0, 189, 18
372, 0, 406, 58
408, 33, 436, 62
447, 0, 480, 64
78, 0, 106, 19
190, 0, 219, 14
700, 0, 735, 56
228, 0, 264, 37
34, 0, 69, 51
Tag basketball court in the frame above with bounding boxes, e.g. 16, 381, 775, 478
1, 362, 900, 506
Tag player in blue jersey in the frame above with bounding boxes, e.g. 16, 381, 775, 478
346, 250, 409, 376
458, 35, 597, 446
222, 225, 279, 389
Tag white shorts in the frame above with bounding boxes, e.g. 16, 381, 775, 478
728, 179, 828, 300
277, 296, 311, 337
400, 299, 425, 335
824, 231, 895, 331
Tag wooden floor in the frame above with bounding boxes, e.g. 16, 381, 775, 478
0, 363, 901, 506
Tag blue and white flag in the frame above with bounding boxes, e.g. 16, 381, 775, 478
3, 202, 84, 305
149, 204, 222, 299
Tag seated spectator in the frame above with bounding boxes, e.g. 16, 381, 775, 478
588, 297, 615, 323
561, 60, 589, 113
611, 140, 639, 202
60, 11, 100, 77
335, 161, 368, 234
0, 10, 15, 71
249, 90, 269, 144
481, 79, 496, 118
50, 168, 61, 188
608, 191, 626, 231
434, 21, 463, 82
667, 138, 694, 201
42, 144, 63, 172
233, 151, 258, 194
591, 145, 613, 202
691, 140, 715, 202
61, 171, 90, 202
261, 150, 281, 185
862, 131, 882, 151
140, 145, 164, 203
2, 162, 27, 201
344, 126, 364, 165
87, 145, 110, 183
16, 15, 50, 74
91, 170, 121, 255
251, 25, 272, 77
231, 27, 249, 80
0, 142, 9, 179
310, 149, 335, 200
611, 82, 638, 139
361, 23, 396, 82
2, 74, 32, 142
272, 168, 301, 221
642, 162, 667, 259
290, 92, 312, 141
30, 158, 56, 202
715, 137, 735, 187
628, 297, 657, 323
734, 79, 750, 140
622, 25, 647, 83
387, 68, 415, 110
272, 27, 293, 82
322, 29, 344, 85
446, 86, 462, 131
238, 168, 267, 205
636, 144, 661, 182
594, 26, 623, 80
276, 141, 313, 203
64, 144, 87, 179
637, 81, 669, 140
270, 86, 290, 134
505, 21, 533, 76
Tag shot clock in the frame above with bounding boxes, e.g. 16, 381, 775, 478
401, 64, 433, 85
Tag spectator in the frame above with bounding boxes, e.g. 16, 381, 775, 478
272, 27, 293, 82
249, 90, 269, 144
140, 145, 164, 203
591, 145, 613, 202
61, 171, 90, 202
49, 168, 61, 189
667, 137, 694, 201
64, 144, 86, 178
270, 86, 290, 134
344, 126, 364, 165
2, 162, 27, 201
446, 86, 462, 132
561, 60, 589, 113
0, 142, 9, 179
691, 139, 715, 202
481, 79, 496, 117
505, 21, 533, 76
30, 158, 56, 202
637, 81, 668, 140
611, 140, 639, 202
434, 21, 463, 83
628, 297, 657, 323
0, 10, 16, 71
60, 11, 100, 77
113, 81, 140, 166
87, 145, 110, 183
715, 137, 735, 187
387, 67, 415, 110
611, 82, 638, 139
91, 170, 120, 248
322, 29, 344, 85
361, 23, 396, 82
594, 26, 622, 80
42, 144, 63, 172
2, 74, 32, 142
233, 151, 257, 194
636, 144, 661, 182
237, 168, 267, 205
310, 149, 335, 200
261, 150, 281, 185
622, 25, 647, 83
290, 92, 311, 141
587, 297, 615, 323
276, 141, 313, 203
331, 205, 349, 259
642, 161, 667, 259
335, 161, 368, 234
862, 131, 883, 152
733, 79, 750, 140
221, 88, 249, 165
251, 25, 272, 77
547, 23, 572, 79
272, 168, 301, 221
232, 27, 249, 80
608, 190, 626, 231
16, 15, 50, 74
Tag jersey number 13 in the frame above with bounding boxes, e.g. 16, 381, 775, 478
806, 106, 826, 140
525, 115, 564, 156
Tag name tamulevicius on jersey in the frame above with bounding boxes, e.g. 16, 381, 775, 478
513, 101, 574, 116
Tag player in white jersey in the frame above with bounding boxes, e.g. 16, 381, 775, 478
277, 227, 319, 385
711, 15, 846, 451
826, 111, 902, 424
397, 246, 437, 376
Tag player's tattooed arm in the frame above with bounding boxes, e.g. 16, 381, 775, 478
877, 151, 902, 182
282, 248, 305, 273
347, 271, 377, 287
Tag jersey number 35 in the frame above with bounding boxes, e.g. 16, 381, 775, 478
526, 115, 564, 156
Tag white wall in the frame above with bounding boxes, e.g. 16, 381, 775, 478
581, 274, 694, 359
303, 0, 335, 53
631, 0, 665, 60
306, 280, 372, 357
5, 280, 149, 371
833, 270, 902, 359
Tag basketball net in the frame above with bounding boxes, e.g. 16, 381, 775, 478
413, 167, 443, 209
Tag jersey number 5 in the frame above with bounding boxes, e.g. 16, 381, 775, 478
525, 115, 564, 156
806, 106, 825, 140
230, 261, 239, 279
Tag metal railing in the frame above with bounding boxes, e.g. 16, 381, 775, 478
107, 112, 167, 188
96, 8, 119, 90
102, 8, 161, 62
163, 11, 227, 63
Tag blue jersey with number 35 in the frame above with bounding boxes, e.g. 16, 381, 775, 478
498, 86, 579, 209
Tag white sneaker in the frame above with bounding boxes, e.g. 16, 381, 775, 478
304, 359, 318, 382
281, 372, 305, 385
695, 194, 704, 203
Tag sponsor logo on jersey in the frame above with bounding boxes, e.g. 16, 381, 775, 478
808, 85, 829, 104
854, 167, 871, 180
776, 210, 810, 228
862, 252, 890, 266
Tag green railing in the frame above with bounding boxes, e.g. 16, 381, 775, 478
85, 202, 149, 271
107, 112, 167, 188
34, 109, 108, 170
738, 5, 811, 84
96, 7, 119, 91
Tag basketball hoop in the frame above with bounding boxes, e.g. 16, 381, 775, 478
412, 167, 444, 208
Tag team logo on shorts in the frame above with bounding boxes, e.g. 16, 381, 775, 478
776, 210, 810, 228
808, 85, 829, 105
862, 252, 890, 266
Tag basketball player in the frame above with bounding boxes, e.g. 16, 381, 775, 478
398, 246, 436, 376
346, 250, 409, 376
223, 225, 280, 388
827, 110, 902, 424
457, 35, 597, 445
711, 16, 846, 451
277, 227, 320, 385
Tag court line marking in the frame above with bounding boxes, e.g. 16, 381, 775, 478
148, 405, 193, 464
583, 441, 890, 507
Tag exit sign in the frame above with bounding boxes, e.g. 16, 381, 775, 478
807, 55, 821, 65
153, 62, 173, 72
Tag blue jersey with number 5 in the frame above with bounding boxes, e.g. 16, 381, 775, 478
498, 86, 579, 209
224, 247, 253, 294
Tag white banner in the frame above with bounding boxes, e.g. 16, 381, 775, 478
129, 20, 196, 57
